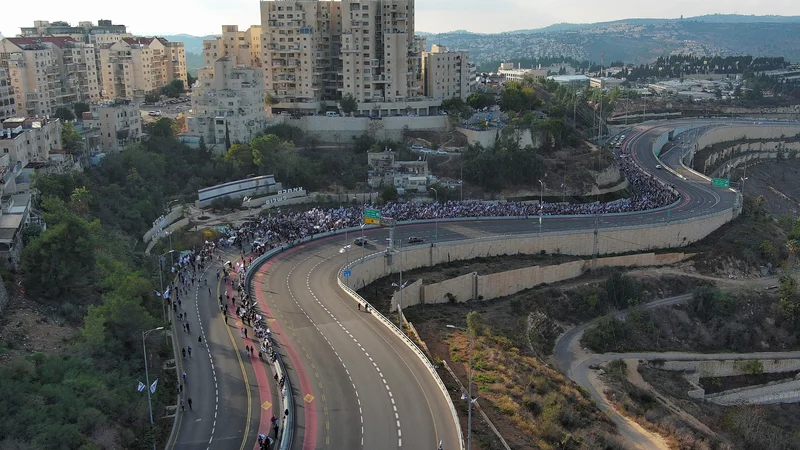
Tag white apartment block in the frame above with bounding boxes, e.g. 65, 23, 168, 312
0, 117, 62, 166
203, 26, 263, 69
99, 37, 187, 101
19, 20, 134, 94
82, 101, 142, 152
258, 0, 440, 116
0, 37, 100, 117
259, 0, 338, 112
498, 63, 548, 82
422, 44, 474, 101
0, 68, 16, 122
188, 57, 267, 145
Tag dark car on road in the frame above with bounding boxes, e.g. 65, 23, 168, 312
407, 236, 425, 244
354, 237, 368, 246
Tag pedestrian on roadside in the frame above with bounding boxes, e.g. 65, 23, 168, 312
179, 384, 183, 394
187, 346, 192, 357
198, 335, 203, 345
182, 348, 186, 358
187, 397, 193, 410
180, 399, 185, 411
183, 371, 187, 383
186, 323, 191, 334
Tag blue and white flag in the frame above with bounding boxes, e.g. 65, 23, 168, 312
137, 381, 145, 392
150, 378, 158, 394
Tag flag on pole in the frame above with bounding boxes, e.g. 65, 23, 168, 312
137, 381, 145, 392
150, 378, 158, 394
154, 290, 162, 298
391, 281, 408, 289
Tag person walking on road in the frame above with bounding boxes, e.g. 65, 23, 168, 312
181, 348, 186, 358
187, 398, 193, 410
187, 346, 192, 357
198, 335, 203, 345
182, 371, 187, 384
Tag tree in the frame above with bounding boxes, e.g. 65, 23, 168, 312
340, 93, 358, 116
186, 72, 197, 89
73, 102, 90, 118
379, 184, 398, 203
441, 97, 473, 120
61, 122, 83, 155
147, 118, 175, 138
54, 107, 75, 122
144, 93, 160, 104
21, 197, 99, 301
466, 310, 484, 337
467, 92, 494, 110
265, 93, 279, 107
224, 143, 255, 169
159, 79, 185, 98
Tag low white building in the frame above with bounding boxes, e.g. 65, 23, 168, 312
498, 62, 548, 82
188, 57, 267, 146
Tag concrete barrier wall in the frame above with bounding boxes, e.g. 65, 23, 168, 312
143, 206, 183, 243
696, 125, 800, 152
347, 209, 732, 300
388, 252, 690, 310
295, 116, 448, 143
659, 358, 800, 378
706, 379, 800, 405
420, 272, 476, 307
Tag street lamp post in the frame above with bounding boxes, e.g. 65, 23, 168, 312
430, 187, 438, 243
142, 326, 165, 450
460, 160, 464, 202
157, 250, 176, 323
446, 324, 473, 450
538, 180, 545, 235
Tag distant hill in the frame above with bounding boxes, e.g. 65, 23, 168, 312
161, 34, 217, 55
163, 14, 800, 72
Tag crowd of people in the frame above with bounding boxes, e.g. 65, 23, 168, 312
214, 149, 677, 250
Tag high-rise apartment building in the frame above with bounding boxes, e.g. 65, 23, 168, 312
422, 44, 474, 101
203, 26, 263, 69
188, 57, 267, 145
20, 19, 127, 39
99, 37, 187, 100
259, 0, 338, 113
0, 37, 100, 117
258, 0, 437, 115
19, 20, 134, 95
0, 68, 16, 122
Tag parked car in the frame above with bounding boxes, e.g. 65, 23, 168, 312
436, 150, 448, 155
148, 110, 162, 116
354, 237, 368, 246
326, 111, 340, 117
407, 236, 425, 244
410, 144, 425, 151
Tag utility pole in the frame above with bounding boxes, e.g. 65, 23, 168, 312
591, 216, 599, 272
538, 180, 545, 235
142, 327, 164, 450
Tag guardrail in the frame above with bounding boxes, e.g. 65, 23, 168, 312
244, 246, 295, 450
337, 265, 466, 450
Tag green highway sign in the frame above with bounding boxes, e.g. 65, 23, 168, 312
711, 178, 730, 188
364, 208, 381, 225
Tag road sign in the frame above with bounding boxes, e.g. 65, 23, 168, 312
364, 208, 381, 225
343, 270, 351, 277
712, 178, 730, 188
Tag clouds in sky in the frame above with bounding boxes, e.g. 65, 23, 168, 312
2, 0, 800, 37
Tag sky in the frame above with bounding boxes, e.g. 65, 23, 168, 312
2, 0, 800, 38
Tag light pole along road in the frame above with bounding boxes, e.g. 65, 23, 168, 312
241, 119, 791, 449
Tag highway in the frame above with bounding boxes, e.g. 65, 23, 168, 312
244, 121, 744, 450
171, 119, 788, 449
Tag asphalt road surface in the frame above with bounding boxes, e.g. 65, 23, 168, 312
172, 119, 794, 449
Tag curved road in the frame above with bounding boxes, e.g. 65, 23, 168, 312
249, 120, 745, 450
174, 119, 797, 449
